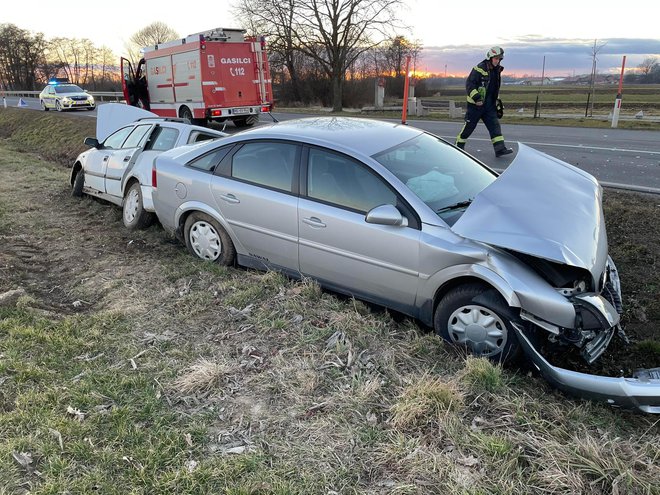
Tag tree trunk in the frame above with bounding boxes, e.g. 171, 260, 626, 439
331, 74, 343, 112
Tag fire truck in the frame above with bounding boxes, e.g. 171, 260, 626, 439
121, 28, 273, 127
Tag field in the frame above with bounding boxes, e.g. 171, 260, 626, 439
414, 84, 660, 129
0, 108, 659, 494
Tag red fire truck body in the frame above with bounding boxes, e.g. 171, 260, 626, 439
121, 28, 272, 127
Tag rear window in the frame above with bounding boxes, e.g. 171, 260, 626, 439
149, 127, 180, 151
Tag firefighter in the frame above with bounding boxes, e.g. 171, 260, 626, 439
456, 46, 513, 157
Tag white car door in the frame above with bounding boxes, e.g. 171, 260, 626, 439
298, 147, 422, 313
104, 124, 154, 198
84, 126, 134, 193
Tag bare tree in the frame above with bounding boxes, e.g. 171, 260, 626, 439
296, 0, 405, 111
383, 35, 420, 78
0, 24, 48, 90
234, 0, 406, 111
586, 39, 606, 117
130, 22, 180, 49
234, 0, 304, 102
637, 56, 658, 77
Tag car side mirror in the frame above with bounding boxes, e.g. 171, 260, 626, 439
84, 137, 100, 148
365, 204, 407, 227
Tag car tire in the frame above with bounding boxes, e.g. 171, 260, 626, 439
434, 283, 521, 363
123, 182, 155, 230
87, 107, 95, 111
72, 168, 84, 197
56, 100, 62, 112
180, 106, 193, 123
184, 212, 235, 265
41, 100, 49, 111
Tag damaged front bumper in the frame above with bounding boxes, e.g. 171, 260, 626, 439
512, 323, 660, 414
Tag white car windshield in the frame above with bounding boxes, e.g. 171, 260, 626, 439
54, 85, 85, 94
373, 133, 497, 225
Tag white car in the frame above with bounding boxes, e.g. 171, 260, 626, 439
70, 104, 227, 229
39, 81, 95, 111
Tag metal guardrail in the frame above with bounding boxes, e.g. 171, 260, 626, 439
1, 90, 124, 102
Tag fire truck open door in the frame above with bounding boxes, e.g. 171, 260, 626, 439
121, 57, 150, 109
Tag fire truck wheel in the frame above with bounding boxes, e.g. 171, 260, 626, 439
179, 106, 193, 123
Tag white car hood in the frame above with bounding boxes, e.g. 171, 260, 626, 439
96, 103, 158, 142
451, 144, 608, 279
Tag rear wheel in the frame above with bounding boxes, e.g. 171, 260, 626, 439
180, 106, 193, 122
184, 212, 235, 265
434, 283, 521, 363
123, 182, 155, 230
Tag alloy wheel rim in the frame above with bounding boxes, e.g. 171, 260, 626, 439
190, 221, 222, 260
447, 304, 507, 357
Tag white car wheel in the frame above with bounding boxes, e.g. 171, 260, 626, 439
122, 183, 155, 230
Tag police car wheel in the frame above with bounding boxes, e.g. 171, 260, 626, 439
41, 100, 49, 111
55, 100, 62, 112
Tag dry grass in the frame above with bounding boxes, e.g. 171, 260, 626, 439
1, 109, 659, 494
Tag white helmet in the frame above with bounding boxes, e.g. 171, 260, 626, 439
486, 46, 505, 60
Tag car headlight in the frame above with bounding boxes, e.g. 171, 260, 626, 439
62, 97, 72, 103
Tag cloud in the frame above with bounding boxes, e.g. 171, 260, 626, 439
419, 38, 660, 77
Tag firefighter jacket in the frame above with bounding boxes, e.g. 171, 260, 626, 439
465, 60, 503, 105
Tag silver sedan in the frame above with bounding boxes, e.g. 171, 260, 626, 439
151, 116, 659, 413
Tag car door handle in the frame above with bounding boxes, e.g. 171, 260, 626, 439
303, 216, 326, 228
123, 155, 132, 162
103, 156, 109, 161
220, 193, 240, 204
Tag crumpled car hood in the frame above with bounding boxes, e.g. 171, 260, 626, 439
96, 103, 158, 142
452, 143, 608, 280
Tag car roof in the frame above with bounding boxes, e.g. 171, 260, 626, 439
233, 117, 426, 157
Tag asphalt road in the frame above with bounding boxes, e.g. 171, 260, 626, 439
4, 96, 660, 193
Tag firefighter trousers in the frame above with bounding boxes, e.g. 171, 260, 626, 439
455, 103, 505, 149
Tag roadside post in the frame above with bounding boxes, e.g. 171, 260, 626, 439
401, 56, 411, 124
611, 56, 626, 128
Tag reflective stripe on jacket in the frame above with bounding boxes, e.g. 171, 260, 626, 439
466, 60, 503, 104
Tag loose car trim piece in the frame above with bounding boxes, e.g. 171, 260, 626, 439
514, 325, 660, 413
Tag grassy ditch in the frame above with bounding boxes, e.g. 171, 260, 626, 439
0, 108, 659, 494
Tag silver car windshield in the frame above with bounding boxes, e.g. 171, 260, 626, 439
373, 133, 497, 225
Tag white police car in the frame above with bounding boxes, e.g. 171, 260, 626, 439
39, 78, 95, 111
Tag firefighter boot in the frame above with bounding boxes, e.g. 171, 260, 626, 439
456, 141, 465, 150
494, 141, 513, 157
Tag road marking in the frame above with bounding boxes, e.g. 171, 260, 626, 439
438, 135, 660, 156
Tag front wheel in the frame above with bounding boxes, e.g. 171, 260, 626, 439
184, 212, 235, 265
123, 182, 155, 230
434, 283, 521, 363
56, 100, 62, 112
72, 168, 84, 197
